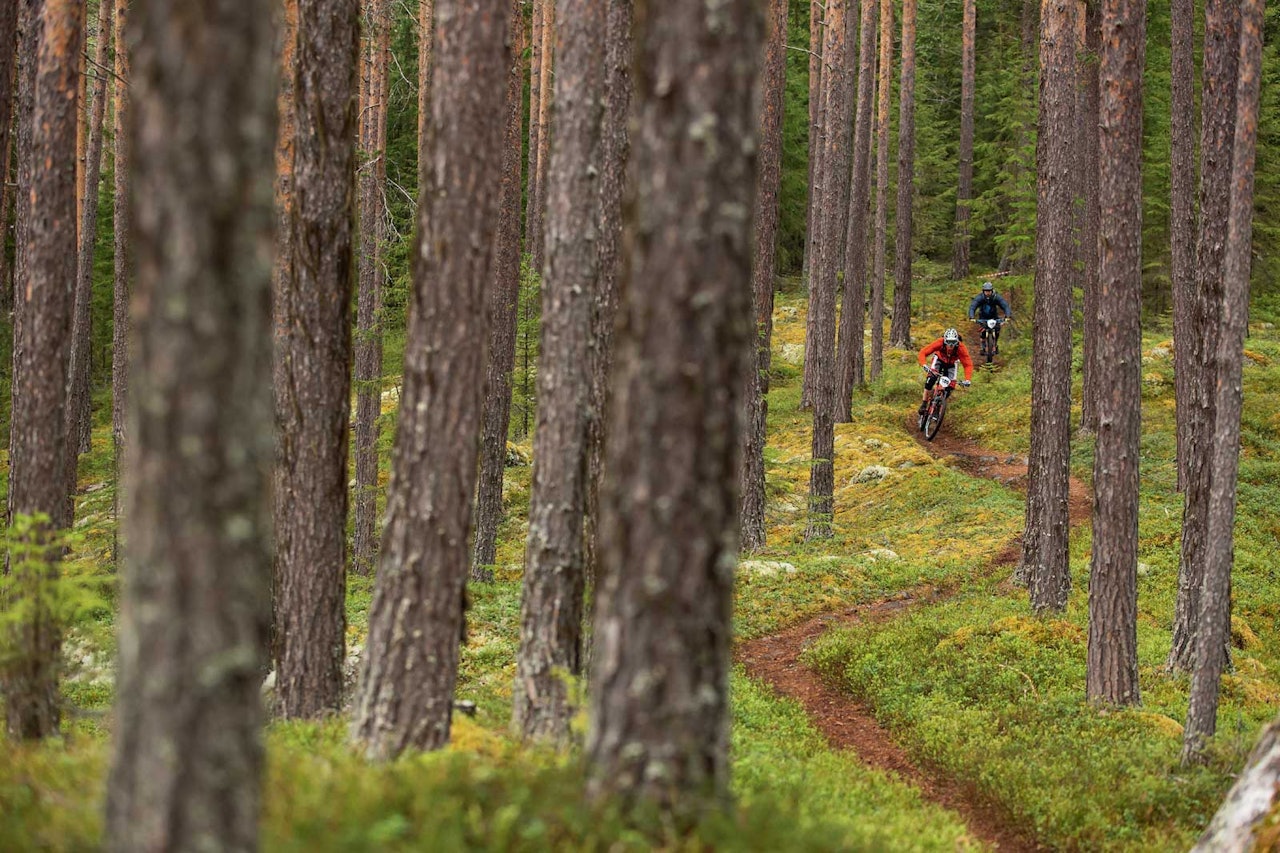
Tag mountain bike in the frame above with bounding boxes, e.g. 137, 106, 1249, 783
976, 317, 1007, 364
917, 367, 966, 441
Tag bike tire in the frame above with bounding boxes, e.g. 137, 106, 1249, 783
924, 399, 946, 441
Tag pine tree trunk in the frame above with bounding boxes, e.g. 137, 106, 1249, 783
1086, 0, 1144, 707
740, 0, 787, 553
1168, 0, 1240, 674
524, 0, 543, 246
1191, 715, 1280, 850
869, 0, 891, 382
584, 0, 631, 580
804, 0, 853, 540
1169, 0, 1195, 492
514, 0, 606, 744
950, 0, 975, 280
63, 0, 111, 518
350, 0, 509, 759
835, 0, 877, 419
585, 0, 760, 812
11, 0, 42, 312
103, 0, 275, 843
888, 0, 917, 349
4, 0, 82, 741
109, 0, 128, 561
1079, 2, 1102, 433
0, 0, 19, 313
472, 0, 525, 579
801, 0, 828, 410
1021, 0, 1077, 614
273, 0, 358, 719
417, 0, 433, 193
353, 0, 391, 577
1182, 0, 1262, 764
529, 0, 553, 272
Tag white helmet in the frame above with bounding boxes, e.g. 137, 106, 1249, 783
943, 328, 960, 347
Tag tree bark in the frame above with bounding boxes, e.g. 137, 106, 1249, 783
524, 0, 542, 246
888, 0, 917, 348
110, 0, 129, 556
1078, 1, 1102, 434
353, 0, 391, 577
103, 0, 275, 844
835, 0, 877, 419
1191, 715, 1280, 851
472, 0, 525, 579
950, 0, 975, 281
585, 0, 760, 813
740, 0, 787, 553
529, 0, 553, 272
584, 0, 631, 581
4, 0, 82, 741
273, 0, 357, 719
350, 0, 508, 759
514, 0, 606, 744
1183, 0, 1262, 764
1169, 0, 1195, 491
804, 0, 853, 541
417, 0, 433, 193
1086, 0, 1144, 707
63, 0, 111, 518
1168, 0, 1240, 674
1021, 0, 1077, 614
800, 0, 828, 410
0, 0, 20, 313
869, 0, 891, 381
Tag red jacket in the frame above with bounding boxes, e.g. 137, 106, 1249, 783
918, 339, 974, 380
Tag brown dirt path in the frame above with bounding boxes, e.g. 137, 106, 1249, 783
738, 423, 1091, 851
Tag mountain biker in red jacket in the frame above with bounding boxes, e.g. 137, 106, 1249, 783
917, 328, 973, 415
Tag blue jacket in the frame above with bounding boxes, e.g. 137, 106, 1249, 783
969, 291, 1011, 320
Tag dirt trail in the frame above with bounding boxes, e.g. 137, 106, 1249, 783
738, 423, 1091, 851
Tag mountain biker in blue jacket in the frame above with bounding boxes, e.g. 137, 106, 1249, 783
968, 281, 1012, 354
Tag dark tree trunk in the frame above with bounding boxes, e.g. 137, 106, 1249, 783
1192, 714, 1280, 850
110, 0, 129, 556
1183, 0, 1262, 764
1169, 0, 1195, 491
529, 0, 553, 273
1021, 0, 1077, 614
514, 0, 606, 743
524, 0, 542, 245
417, 0, 433, 193
888, 0, 917, 348
585, 0, 761, 813
950, 0, 975, 281
804, 0, 853, 541
1168, 0, 1240, 674
273, 0, 357, 719
4, 0, 82, 741
63, 0, 111, 514
800, 0, 828, 410
740, 0, 787, 553
472, 0, 525, 579
353, 0, 391, 577
1079, 1, 1102, 434
350, 0, 508, 759
1086, 0, 1144, 707
10, 0, 42, 316
835, 0, 877, 419
869, 0, 891, 381
0, 0, 20, 313
103, 0, 275, 844
584, 0, 631, 579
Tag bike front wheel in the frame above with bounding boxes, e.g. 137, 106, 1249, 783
923, 398, 947, 441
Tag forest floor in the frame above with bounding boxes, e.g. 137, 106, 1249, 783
739, 426, 1092, 852
3, 266, 1280, 850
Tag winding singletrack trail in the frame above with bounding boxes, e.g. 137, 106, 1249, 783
738, 421, 1091, 851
